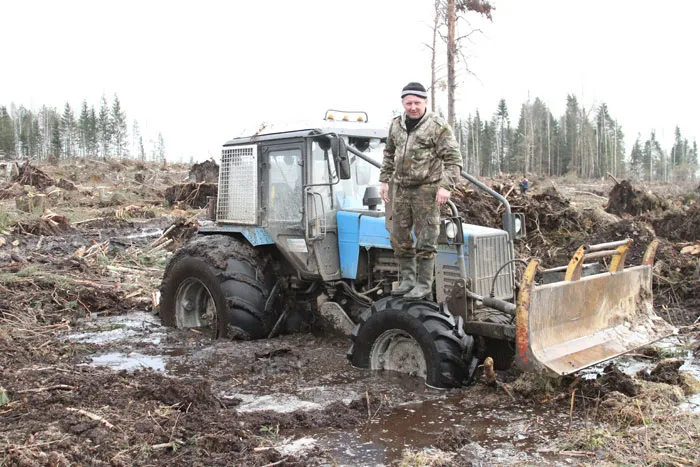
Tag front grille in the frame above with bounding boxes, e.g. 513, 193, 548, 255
440, 262, 463, 299
217, 145, 258, 224
473, 234, 513, 299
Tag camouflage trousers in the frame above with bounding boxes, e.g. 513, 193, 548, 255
390, 183, 440, 259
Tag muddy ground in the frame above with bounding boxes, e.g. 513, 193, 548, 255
0, 161, 699, 466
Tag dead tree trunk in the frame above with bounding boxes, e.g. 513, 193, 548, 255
447, 0, 456, 129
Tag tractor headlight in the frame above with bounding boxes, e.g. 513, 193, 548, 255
445, 220, 458, 239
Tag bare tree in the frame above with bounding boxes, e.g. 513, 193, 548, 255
429, 0, 442, 112
445, 0, 494, 128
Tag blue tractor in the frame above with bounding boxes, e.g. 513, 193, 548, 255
159, 111, 673, 388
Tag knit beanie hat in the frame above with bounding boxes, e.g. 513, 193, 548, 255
401, 82, 428, 99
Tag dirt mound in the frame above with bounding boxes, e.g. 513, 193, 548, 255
527, 186, 584, 234
13, 161, 55, 190
135, 373, 225, 408
653, 241, 700, 313
56, 178, 78, 191
189, 159, 219, 183
639, 359, 684, 386
606, 180, 667, 216
164, 182, 217, 208
568, 364, 640, 402
434, 427, 472, 451
650, 204, 700, 242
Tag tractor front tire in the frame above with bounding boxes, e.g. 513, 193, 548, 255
159, 235, 278, 339
348, 297, 473, 388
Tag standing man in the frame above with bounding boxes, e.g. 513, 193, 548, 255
519, 175, 530, 195
378, 82, 463, 300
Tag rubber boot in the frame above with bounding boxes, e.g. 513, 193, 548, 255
391, 257, 416, 296
404, 257, 434, 300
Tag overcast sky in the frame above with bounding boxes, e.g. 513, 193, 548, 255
2, 0, 698, 162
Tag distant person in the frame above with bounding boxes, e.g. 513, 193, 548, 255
378, 82, 462, 300
519, 176, 530, 195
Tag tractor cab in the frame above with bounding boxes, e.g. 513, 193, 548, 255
202, 110, 388, 284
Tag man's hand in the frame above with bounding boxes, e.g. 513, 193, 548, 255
436, 187, 451, 206
379, 182, 390, 203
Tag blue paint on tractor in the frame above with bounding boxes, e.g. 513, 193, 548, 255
359, 216, 392, 249
337, 211, 362, 279
199, 225, 275, 246
337, 212, 502, 280
337, 211, 392, 279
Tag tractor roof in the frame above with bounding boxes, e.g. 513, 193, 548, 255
223, 118, 389, 146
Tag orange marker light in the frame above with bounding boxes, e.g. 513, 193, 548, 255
342, 115, 349, 121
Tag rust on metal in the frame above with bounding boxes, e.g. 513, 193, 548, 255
564, 245, 585, 281
609, 241, 631, 273
514, 259, 539, 371
642, 239, 659, 266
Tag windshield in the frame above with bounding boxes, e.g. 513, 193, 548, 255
336, 137, 384, 210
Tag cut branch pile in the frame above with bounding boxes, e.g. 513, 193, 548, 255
14, 161, 55, 190
164, 182, 217, 208
14, 214, 72, 236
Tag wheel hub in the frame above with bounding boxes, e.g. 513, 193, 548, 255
370, 329, 427, 379
174, 278, 216, 328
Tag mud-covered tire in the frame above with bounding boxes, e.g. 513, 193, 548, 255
159, 234, 278, 339
347, 297, 474, 388
473, 308, 515, 371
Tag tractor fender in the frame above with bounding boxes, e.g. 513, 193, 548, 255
198, 225, 275, 247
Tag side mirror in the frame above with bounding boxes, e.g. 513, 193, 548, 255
331, 136, 351, 180
502, 213, 526, 240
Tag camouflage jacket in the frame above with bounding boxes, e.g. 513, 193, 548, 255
379, 111, 462, 190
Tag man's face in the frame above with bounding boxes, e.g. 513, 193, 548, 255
402, 95, 427, 119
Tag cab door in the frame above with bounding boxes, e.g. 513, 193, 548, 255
305, 138, 341, 280
262, 141, 320, 276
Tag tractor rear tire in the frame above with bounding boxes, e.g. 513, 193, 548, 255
159, 234, 278, 339
347, 297, 473, 388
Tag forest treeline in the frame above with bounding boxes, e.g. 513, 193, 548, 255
0, 94, 165, 163
455, 94, 698, 182
1, 93, 697, 183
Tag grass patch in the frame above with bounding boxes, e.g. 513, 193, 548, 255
563, 413, 700, 465
0, 207, 11, 231
398, 448, 451, 467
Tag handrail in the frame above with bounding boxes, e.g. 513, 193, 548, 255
346, 145, 512, 218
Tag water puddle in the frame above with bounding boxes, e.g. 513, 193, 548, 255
113, 228, 163, 241
65, 311, 164, 345
89, 352, 166, 372
232, 393, 324, 413
305, 395, 574, 465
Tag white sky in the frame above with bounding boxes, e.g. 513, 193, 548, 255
2, 0, 698, 162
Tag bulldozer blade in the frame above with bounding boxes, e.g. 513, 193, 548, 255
515, 262, 676, 375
